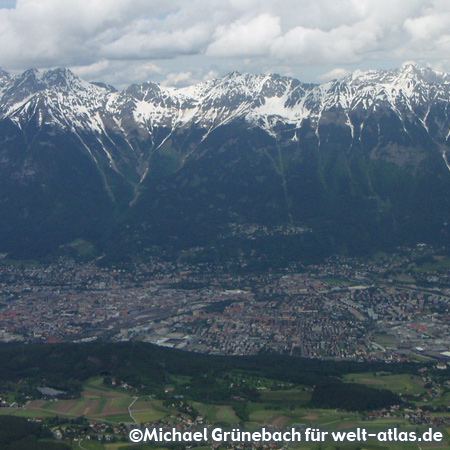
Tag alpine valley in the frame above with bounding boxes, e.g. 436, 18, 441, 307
1, 64, 450, 261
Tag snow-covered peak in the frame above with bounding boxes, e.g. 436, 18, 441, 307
344, 64, 449, 91
0, 68, 108, 112
398, 64, 447, 84
10, 68, 47, 92
41, 68, 85, 91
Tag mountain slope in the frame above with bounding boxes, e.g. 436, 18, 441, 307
1, 65, 450, 260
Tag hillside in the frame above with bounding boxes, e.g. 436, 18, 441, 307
1, 65, 450, 259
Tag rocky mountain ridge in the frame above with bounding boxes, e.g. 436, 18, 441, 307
1, 65, 450, 259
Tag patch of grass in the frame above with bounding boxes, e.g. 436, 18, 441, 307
129, 399, 169, 423
343, 373, 425, 395
68, 400, 87, 415
372, 333, 398, 348
84, 378, 118, 393
393, 273, 416, 283
168, 374, 191, 385
66, 238, 97, 258
248, 406, 278, 422
413, 255, 450, 272
216, 405, 238, 424
0, 408, 55, 418
95, 397, 107, 414
104, 413, 134, 423
323, 277, 353, 286
87, 377, 106, 387
39, 401, 57, 410
111, 397, 132, 408
192, 402, 219, 422
73, 440, 104, 450
260, 388, 311, 405
417, 390, 450, 407
86, 385, 113, 394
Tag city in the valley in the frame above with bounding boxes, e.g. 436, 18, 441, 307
2, 243, 450, 363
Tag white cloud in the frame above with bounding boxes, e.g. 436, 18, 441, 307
70, 60, 112, 80
101, 24, 211, 60
162, 71, 194, 87
203, 70, 219, 81
1, 0, 450, 86
317, 68, 351, 81
207, 13, 281, 57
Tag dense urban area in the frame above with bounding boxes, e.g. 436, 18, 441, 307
2, 243, 450, 363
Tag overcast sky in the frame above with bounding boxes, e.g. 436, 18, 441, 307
0, 0, 449, 88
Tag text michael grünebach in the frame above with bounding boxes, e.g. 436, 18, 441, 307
129, 426, 444, 444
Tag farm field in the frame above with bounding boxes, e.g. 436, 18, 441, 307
2, 375, 450, 450
0, 378, 171, 424
129, 398, 169, 423
3, 390, 450, 450
192, 402, 239, 424
26, 380, 134, 422
343, 373, 426, 396
259, 388, 312, 405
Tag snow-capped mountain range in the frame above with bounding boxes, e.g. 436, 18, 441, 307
1, 64, 450, 258
2, 64, 450, 139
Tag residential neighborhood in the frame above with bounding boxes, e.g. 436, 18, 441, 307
2, 244, 450, 363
